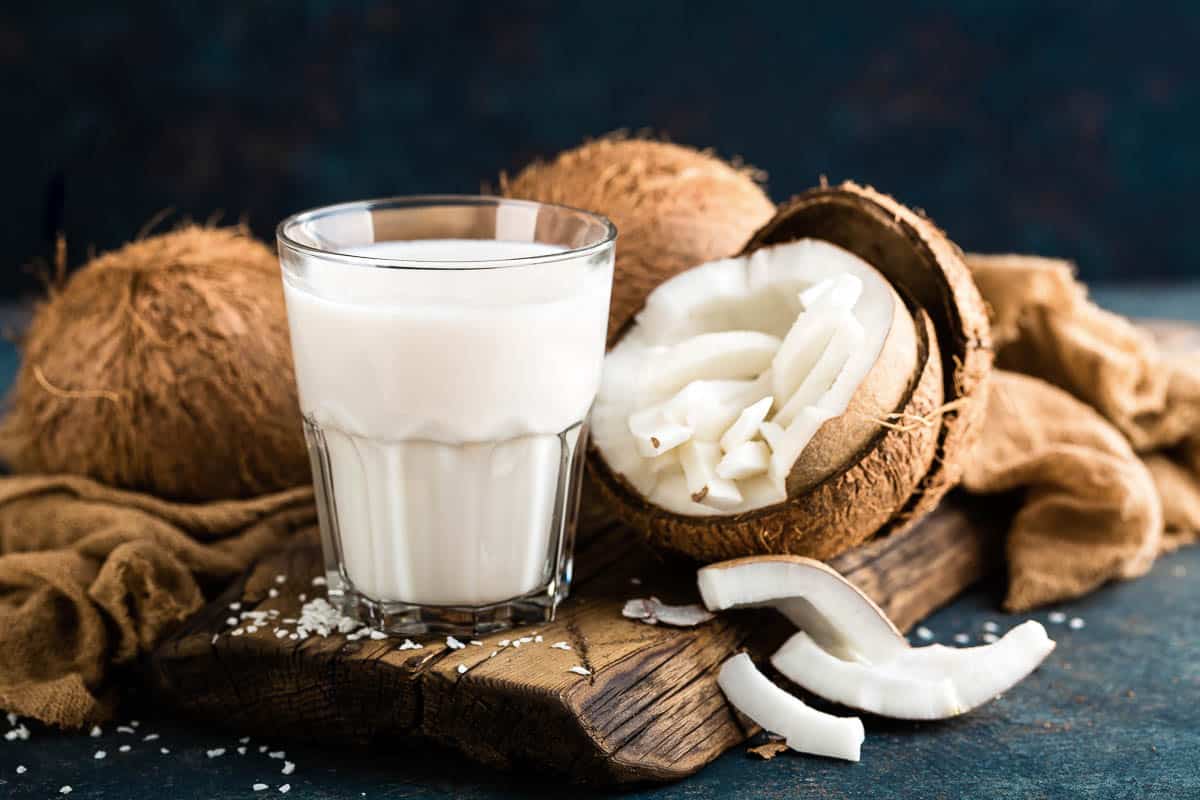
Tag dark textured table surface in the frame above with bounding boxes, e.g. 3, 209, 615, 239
0, 286, 1197, 799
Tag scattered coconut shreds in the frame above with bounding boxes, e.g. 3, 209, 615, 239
206, 748, 225, 758
982, 633, 999, 643
60, 786, 72, 795
983, 621, 999, 633
312, 576, 327, 587
117, 725, 135, 734
622, 596, 715, 627
275, 575, 287, 584
280, 785, 291, 794
253, 783, 269, 792
130, 720, 139, 727
94, 750, 106, 760
259, 745, 268, 753
160, 748, 170, 755
16, 765, 25, 773
369, 630, 387, 640
238, 747, 247, 755
269, 750, 286, 760
498, 639, 511, 647
534, 635, 543, 643
211, 634, 219, 645
446, 636, 465, 650
915, 626, 934, 641
953, 633, 970, 645
240, 736, 250, 744
282, 761, 295, 775
470, 640, 483, 647
457, 665, 468, 675
119, 745, 131, 753
269, 588, 280, 599
295, 597, 361, 638
276, 629, 288, 639
4, 724, 30, 741
569, 666, 591, 676
550, 641, 572, 651
630, 577, 642, 585
7, 711, 17, 726
143, 733, 159, 741
397, 639, 423, 651
232, 629, 245, 637
89, 725, 102, 738
299, 593, 307, 602
229, 602, 241, 611
1048, 611, 1067, 624
748, 741, 789, 760
1069, 617, 1086, 630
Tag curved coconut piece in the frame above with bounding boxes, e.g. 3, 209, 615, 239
771, 622, 1055, 720
743, 182, 993, 536
717, 653, 864, 762
589, 239, 944, 559
700, 556, 1056, 720
499, 137, 775, 342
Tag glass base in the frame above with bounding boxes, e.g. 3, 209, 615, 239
324, 571, 569, 636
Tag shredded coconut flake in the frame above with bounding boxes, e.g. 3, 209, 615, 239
915, 626, 934, 641
1048, 611, 1067, 624
568, 666, 591, 676
229, 602, 241, 611
456, 664, 468, 675
983, 621, 999, 633
1069, 617, 1086, 630
279, 785, 291, 794
89, 725, 102, 738
60, 786, 72, 795
281, 761, 295, 775
268, 588, 280, 599
143, 734, 159, 742
237, 746, 247, 755
16, 765, 25, 773
160, 747, 170, 755
397, 639, 422, 651
312, 576, 327, 587
369, 630, 387, 640
446, 636, 465, 650
982, 632, 999, 643
253, 784, 269, 792
550, 641, 571, 650
94, 750, 106, 760
268, 750, 286, 760
119, 745, 131, 753
206, 748, 225, 758
117, 726, 135, 734
953, 633, 970, 645
275, 575, 287, 584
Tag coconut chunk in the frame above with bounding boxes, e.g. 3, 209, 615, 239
772, 315, 863, 427
717, 653, 864, 762
628, 407, 692, 457
716, 440, 771, 480
719, 396, 774, 453
799, 273, 863, 311
679, 441, 743, 509
640, 331, 781, 404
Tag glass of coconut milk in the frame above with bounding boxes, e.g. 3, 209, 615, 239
277, 196, 615, 635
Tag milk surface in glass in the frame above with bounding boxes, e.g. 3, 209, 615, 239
282, 237, 613, 608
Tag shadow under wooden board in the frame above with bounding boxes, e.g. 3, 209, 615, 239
148, 493, 1006, 785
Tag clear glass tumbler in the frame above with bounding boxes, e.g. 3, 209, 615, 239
277, 196, 615, 635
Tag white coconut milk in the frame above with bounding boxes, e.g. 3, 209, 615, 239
282, 239, 613, 606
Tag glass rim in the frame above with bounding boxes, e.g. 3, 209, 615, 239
276, 194, 617, 272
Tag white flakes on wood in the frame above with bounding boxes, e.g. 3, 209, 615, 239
983, 621, 999, 633
246, 626, 258, 634
229, 602, 241, 611
1048, 611, 1067, 624
469, 640, 483, 647
915, 626, 934, 641
276, 629, 288, 639
212, 634, 219, 645
253, 784, 269, 792
281, 761, 295, 775
953, 633, 970, 645
59, 786, 72, 795
295, 597, 361, 638
550, 641, 572, 650
498, 639, 510, 647
982, 632, 999, 643
397, 639, 422, 651
268, 588, 280, 599
456, 664, 468, 675
116, 726, 135, 734
622, 596, 714, 627
160, 747, 170, 755
119, 745, 131, 753
1069, 617, 1086, 630
279, 784, 291, 794
94, 750, 106, 760
89, 725, 102, 738
232, 629, 245, 637
206, 748, 225, 758
534, 635, 543, 643
568, 666, 591, 676
6, 712, 16, 726
489, 650, 498, 658
143, 733, 159, 742
237, 746, 247, 755
275, 574, 287, 584
312, 576, 327, 587
369, 630, 387, 640
15, 765, 25, 773
268, 750, 286, 760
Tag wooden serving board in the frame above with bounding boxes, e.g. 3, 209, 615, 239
148, 493, 1004, 784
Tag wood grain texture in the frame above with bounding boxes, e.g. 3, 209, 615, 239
147, 494, 1001, 784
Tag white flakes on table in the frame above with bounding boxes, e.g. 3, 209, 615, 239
1048, 611, 1067, 624
630, 577, 642, 585
15, 765, 25, 773
534, 635, 543, 643
94, 750, 107, 760
253, 784, 269, 792
517, 636, 534, 644
397, 639, 422, 651
89, 725, 102, 738
142, 733, 159, 742
211, 634, 219, 645
276, 629, 288, 639
456, 664, 468, 675
498, 640, 510, 647
240, 736, 251, 744
295, 598, 361, 638
275, 575, 287, 584
469, 640, 483, 647
116, 725, 135, 734
982, 633, 999, 643
312, 576, 327, 587
1069, 617, 1086, 630
281, 761, 295, 775
268, 750, 286, 760
279, 785, 291, 794
915, 626, 934, 641
229, 602, 241, 611
953, 633, 970, 645
289, 634, 299, 641
130, 721, 139, 728
237, 747, 247, 755
568, 666, 591, 676
511, 640, 522, 648
489, 650, 498, 658
298, 594, 307, 602
206, 748, 225, 758
246, 626, 259, 634
232, 629, 245, 637
983, 621, 999, 633
550, 641, 572, 651
160, 748, 170, 755
6, 712, 16, 726
268, 588, 280, 599
119, 745, 131, 753
259, 745, 268, 753
5, 724, 30, 741
369, 630, 387, 640
59, 786, 72, 795
622, 597, 714, 627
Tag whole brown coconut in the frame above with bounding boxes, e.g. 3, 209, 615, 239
0, 226, 310, 501
589, 182, 992, 562
500, 136, 776, 341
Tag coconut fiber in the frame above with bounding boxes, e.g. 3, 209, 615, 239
964, 254, 1200, 610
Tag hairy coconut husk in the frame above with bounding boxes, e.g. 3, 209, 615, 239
0, 226, 309, 501
591, 182, 990, 562
744, 182, 993, 538
500, 136, 775, 341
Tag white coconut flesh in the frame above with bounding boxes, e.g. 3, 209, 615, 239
592, 238, 915, 516
717, 653, 865, 762
701, 557, 1057, 721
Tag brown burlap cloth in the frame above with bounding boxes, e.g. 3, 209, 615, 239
0, 475, 314, 727
0, 252, 1195, 730
965, 254, 1200, 610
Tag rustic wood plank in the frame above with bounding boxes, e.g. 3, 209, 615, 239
147, 494, 999, 784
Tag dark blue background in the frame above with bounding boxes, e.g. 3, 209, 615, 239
4, 1, 1198, 297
